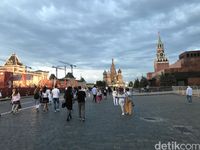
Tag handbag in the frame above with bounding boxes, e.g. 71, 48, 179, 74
62, 102, 66, 108
34, 92, 40, 99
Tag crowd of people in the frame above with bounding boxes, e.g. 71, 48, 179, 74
7, 85, 135, 119
112, 87, 134, 116
91, 86, 134, 116
91, 86, 110, 103
0, 85, 193, 118
32, 85, 87, 122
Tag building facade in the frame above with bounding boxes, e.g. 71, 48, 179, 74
147, 34, 200, 86
43, 73, 87, 88
0, 53, 48, 88
103, 59, 125, 87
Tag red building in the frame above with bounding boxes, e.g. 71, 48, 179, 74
0, 53, 48, 88
41, 73, 87, 89
147, 34, 200, 86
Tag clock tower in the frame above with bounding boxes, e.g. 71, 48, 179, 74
154, 33, 169, 72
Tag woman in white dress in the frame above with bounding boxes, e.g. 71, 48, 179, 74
47, 88, 53, 104
112, 87, 118, 106
117, 87, 126, 115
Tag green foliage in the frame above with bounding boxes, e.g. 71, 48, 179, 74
148, 77, 156, 86
139, 76, 149, 87
159, 73, 176, 86
128, 81, 133, 87
133, 78, 140, 88
96, 80, 106, 87
80, 77, 86, 82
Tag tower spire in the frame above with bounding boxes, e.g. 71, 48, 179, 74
157, 32, 163, 49
110, 58, 116, 83
158, 32, 161, 43
154, 32, 169, 72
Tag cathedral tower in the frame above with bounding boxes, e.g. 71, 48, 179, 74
110, 58, 117, 83
103, 59, 124, 87
154, 33, 169, 72
117, 69, 123, 84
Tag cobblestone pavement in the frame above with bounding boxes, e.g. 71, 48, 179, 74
0, 94, 200, 150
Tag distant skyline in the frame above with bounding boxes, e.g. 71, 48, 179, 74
0, 0, 200, 83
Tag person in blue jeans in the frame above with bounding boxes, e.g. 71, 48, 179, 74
186, 86, 193, 103
77, 86, 86, 121
52, 85, 60, 112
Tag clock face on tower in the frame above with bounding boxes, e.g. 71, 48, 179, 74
160, 53, 163, 57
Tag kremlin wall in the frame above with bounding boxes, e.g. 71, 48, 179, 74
147, 34, 200, 86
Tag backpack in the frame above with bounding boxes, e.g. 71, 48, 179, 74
34, 92, 40, 99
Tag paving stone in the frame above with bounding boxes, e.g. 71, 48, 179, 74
0, 94, 200, 150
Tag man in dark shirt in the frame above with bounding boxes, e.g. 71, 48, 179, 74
77, 86, 86, 121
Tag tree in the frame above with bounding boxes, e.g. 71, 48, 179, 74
96, 80, 106, 87
159, 73, 176, 86
133, 78, 140, 88
148, 77, 156, 87
128, 81, 133, 87
139, 76, 149, 87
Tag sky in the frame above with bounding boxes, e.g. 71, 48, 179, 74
0, 0, 200, 83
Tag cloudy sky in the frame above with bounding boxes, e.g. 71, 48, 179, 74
0, 0, 200, 83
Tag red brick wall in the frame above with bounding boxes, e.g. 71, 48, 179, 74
181, 57, 200, 72
0, 72, 13, 88
0, 87, 35, 98
154, 62, 169, 72
147, 72, 153, 80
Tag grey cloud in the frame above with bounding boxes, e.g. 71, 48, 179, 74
0, 0, 200, 82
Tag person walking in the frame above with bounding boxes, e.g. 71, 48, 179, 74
64, 86, 73, 121
112, 87, 118, 106
96, 88, 102, 103
0, 90, 1, 116
11, 88, 21, 114
72, 87, 78, 100
77, 86, 86, 121
186, 86, 193, 103
124, 88, 134, 115
108, 87, 112, 95
103, 88, 107, 100
33, 86, 40, 112
91, 86, 97, 103
47, 87, 53, 105
52, 85, 60, 112
0, 90, 2, 98
117, 87, 126, 116
41, 86, 49, 112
